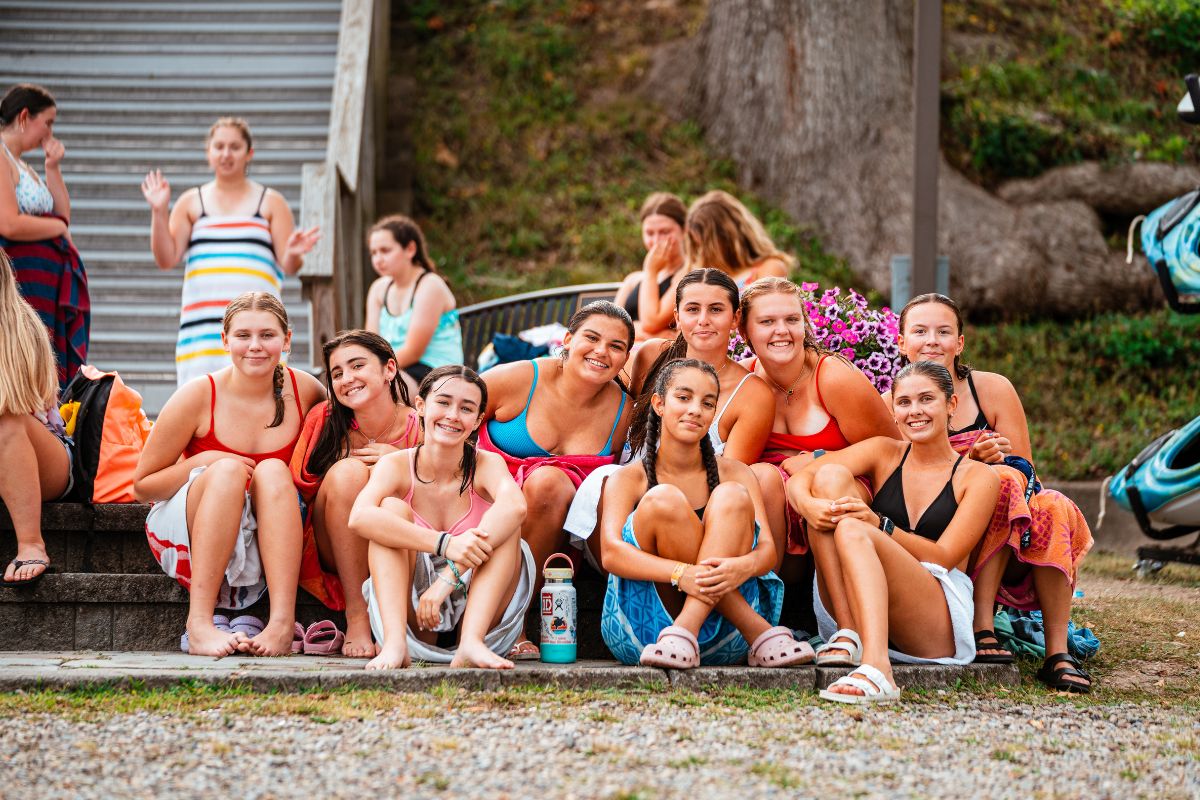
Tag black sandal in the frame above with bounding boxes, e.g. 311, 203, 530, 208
2, 559, 52, 588
1036, 652, 1092, 694
972, 629, 1015, 664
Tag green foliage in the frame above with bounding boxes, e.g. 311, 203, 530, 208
943, 2, 1199, 185
968, 310, 1200, 479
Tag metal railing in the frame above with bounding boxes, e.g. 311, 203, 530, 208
298, 0, 389, 367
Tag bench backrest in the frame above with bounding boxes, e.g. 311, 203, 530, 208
458, 282, 622, 365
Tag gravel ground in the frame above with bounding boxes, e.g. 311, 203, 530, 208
2, 694, 1197, 799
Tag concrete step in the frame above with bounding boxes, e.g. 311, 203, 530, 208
49, 124, 327, 150
0, 1, 342, 25
64, 174, 301, 203
69, 199, 300, 227
0, 53, 338, 78
1, 21, 339, 48
0, 78, 333, 104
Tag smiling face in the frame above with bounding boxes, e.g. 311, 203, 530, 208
891, 372, 957, 443
417, 376, 484, 447
651, 366, 719, 444
561, 313, 632, 383
222, 309, 289, 375
368, 229, 417, 278
899, 301, 963, 371
328, 343, 397, 412
744, 291, 808, 366
676, 282, 737, 356
205, 125, 252, 178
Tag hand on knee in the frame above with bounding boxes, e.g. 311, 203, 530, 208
809, 463, 856, 499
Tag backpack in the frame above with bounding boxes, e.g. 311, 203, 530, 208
58, 365, 152, 503
1133, 188, 1200, 313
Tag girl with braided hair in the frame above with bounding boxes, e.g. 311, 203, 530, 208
598, 359, 811, 668
135, 291, 326, 657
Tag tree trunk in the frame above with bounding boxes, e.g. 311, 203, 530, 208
657, 0, 1159, 316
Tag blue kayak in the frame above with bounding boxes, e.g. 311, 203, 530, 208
1110, 414, 1200, 535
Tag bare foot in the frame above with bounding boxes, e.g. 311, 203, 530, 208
3, 543, 51, 583
452, 639, 514, 670
365, 641, 410, 670
341, 614, 377, 658
185, 620, 247, 657
247, 619, 296, 657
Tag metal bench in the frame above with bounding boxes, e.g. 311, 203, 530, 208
457, 282, 621, 365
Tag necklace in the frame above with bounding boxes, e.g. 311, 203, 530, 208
356, 402, 401, 444
764, 363, 809, 405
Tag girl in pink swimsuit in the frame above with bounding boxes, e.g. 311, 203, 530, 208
350, 366, 532, 670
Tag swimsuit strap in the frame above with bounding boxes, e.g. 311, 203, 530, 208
600, 388, 628, 456
206, 374, 218, 435
409, 270, 431, 311
287, 367, 303, 418
254, 185, 269, 216
813, 354, 833, 414
196, 186, 207, 217
403, 449, 419, 505
713, 372, 754, 429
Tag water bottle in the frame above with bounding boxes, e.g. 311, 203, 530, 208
540, 553, 577, 663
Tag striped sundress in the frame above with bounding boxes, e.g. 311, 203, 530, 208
176, 186, 282, 385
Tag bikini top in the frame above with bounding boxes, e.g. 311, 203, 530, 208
622, 272, 673, 322
403, 450, 491, 536
755, 355, 851, 453
871, 445, 966, 541
486, 360, 627, 458
947, 371, 989, 437
184, 368, 304, 465
707, 372, 754, 456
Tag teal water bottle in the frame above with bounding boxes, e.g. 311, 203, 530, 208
540, 553, 577, 663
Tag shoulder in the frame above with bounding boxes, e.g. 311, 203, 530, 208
957, 457, 1000, 494
367, 275, 390, 301
816, 354, 875, 396
173, 187, 201, 217
733, 371, 773, 404
756, 256, 790, 277
155, 374, 210, 427
715, 455, 755, 484
261, 187, 291, 213
631, 337, 670, 381
291, 369, 327, 407
970, 370, 1022, 404
482, 357, 539, 394
415, 270, 455, 304
610, 461, 649, 493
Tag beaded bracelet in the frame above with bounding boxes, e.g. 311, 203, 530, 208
436, 571, 459, 591
447, 561, 467, 593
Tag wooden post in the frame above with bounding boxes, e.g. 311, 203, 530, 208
912, 0, 942, 296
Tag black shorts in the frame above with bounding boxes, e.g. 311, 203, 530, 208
403, 362, 434, 385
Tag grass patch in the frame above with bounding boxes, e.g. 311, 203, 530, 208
966, 309, 1200, 479
943, 1, 1199, 187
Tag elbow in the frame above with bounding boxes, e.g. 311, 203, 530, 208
347, 508, 369, 539
132, 476, 153, 504
511, 494, 528, 526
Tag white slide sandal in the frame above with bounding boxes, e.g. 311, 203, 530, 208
814, 628, 863, 667
818, 663, 901, 705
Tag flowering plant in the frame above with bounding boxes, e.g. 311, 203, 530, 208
728, 283, 901, 394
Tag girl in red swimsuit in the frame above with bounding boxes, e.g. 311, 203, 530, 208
737, 278, 899, 573
135, 291, 326, 657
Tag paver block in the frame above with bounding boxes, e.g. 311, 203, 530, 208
74, 604, 114, 650
668, 665, 817, 690
815, 663, 1020, 690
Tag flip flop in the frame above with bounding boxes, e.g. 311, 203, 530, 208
291, 621, 306, 654
180, 615, 238, 653
228, 615, 266, 638
818, 663, 901, 705
973, 629, 1015, 664
748, 626, 815, 667
302, 620, 345, 655
2, 559, 53, 587
639, 625, 700, 670
507, 639, 540, 661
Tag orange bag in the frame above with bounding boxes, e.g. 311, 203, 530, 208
59, 365, 152, 503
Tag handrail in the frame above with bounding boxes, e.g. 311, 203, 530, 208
298, 0, 389, 367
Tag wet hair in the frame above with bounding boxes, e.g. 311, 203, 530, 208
642, 359, 721, 495
639, 192, 687, 229
562, 300, 635, 395
0, 84, 55, 129
898, 293, 971, 380
369, 214, 436, 273
206, 117, 253, 149
627, 269, 739, 456
894, 360, 956, 404
222, 292, 290, 428
305, 330, 413, 478
413, 365, 488, 495
684, 190, 794, 275
0, 250, 58, 415
736, 277, 823, 355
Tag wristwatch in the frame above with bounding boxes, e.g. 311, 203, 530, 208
877, 515, 895, 536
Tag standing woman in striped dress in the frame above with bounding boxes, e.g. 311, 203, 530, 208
141, 117, 320, 385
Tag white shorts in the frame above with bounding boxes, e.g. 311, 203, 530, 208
562, 463, 621, 572
362, 539, 536, 663
144, 465, 266, 611
814, 561, 977, 665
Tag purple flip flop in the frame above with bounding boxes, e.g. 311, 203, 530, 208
179, 614, 234, 653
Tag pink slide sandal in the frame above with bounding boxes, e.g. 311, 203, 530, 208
291, 622, 306, 654
301, 620, 345, 655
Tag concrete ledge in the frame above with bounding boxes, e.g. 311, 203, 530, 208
0, 652, 1017, 693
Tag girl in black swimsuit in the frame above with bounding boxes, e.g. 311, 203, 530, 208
787, 361, 999, 703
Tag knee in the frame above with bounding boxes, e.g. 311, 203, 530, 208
205, 456, 254, 489
522, 468, 575, 512
250, 458, 293, 497
638, 484, 691, 519
832, 517, 873, 550
811, 463, 855, 497
325, 458, 370, 492
380, 496, 414, 522
707, 482, 752, 515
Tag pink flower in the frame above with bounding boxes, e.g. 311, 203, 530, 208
831, 320, 846, 334
841, 347, 855, 359
801, 282, 819, 291
810, 314, 827, 327
820, 294, 836, 306
843, 330, 859, 344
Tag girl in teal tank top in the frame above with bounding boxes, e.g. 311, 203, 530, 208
365, 216, 464, 391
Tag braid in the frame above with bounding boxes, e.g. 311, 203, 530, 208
699, 433, 720, 493
628, 334, 688, 455
268, 364, 286, 428
642, 411, 661, 488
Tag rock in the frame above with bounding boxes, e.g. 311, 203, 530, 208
998, 161, 1200, 216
